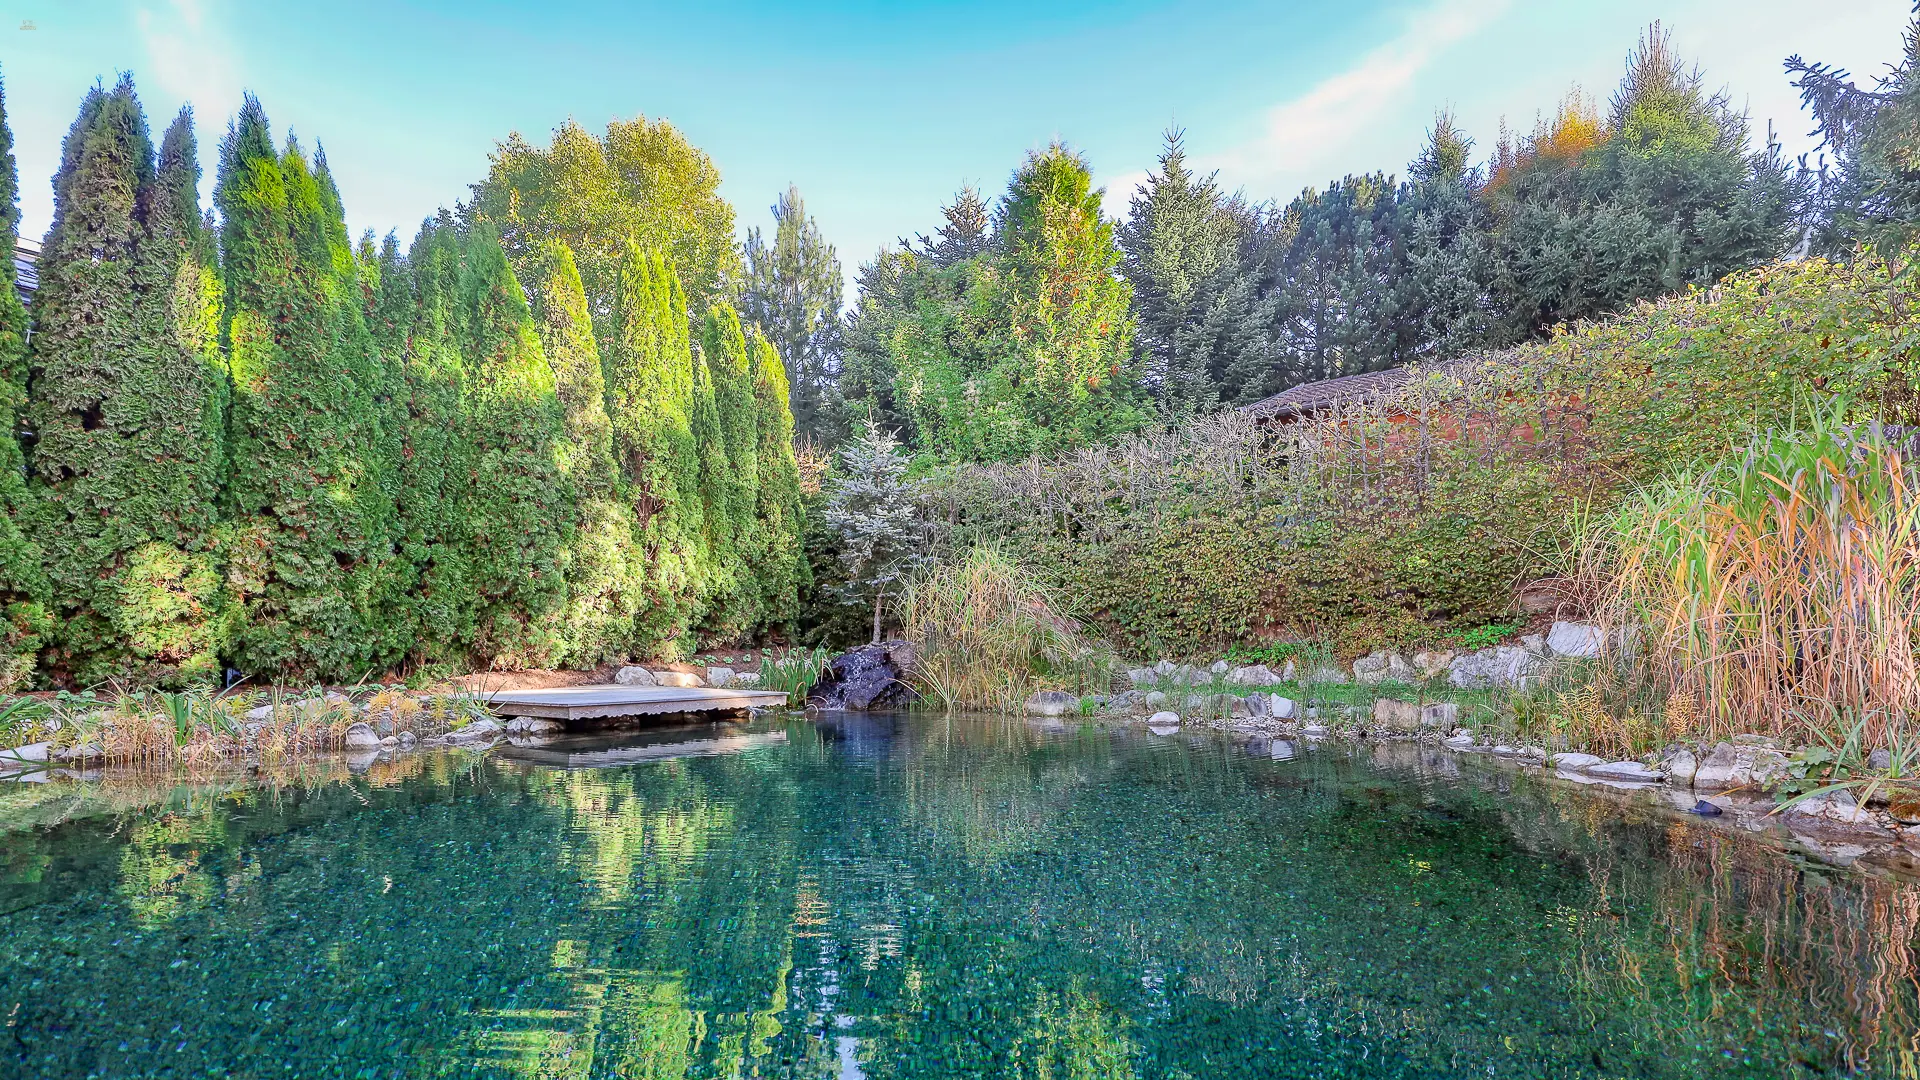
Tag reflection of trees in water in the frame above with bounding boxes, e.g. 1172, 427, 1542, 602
10, 724, 1920, 1078
1561, 819, 1920, 1074
1361, 743, 1920, 1075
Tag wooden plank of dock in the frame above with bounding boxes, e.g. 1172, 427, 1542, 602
483, 683, 789, 721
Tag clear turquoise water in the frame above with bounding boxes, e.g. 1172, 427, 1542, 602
1, 714, 1915, 1079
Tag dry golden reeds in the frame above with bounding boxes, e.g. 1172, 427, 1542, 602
1591, 415, 1920, 747
899, 546, 1113, 712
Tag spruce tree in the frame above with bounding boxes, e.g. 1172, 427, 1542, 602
392, 214, 475, 664
1118, 130, 1263, 416
456, 225, 571, 667
30, 87, 228, 685
912, 186, 992, 267
217, 97, 402, 680
0, 67, 47, 688
528, 239, 638, 663
604, 242, 703, 653
740, 186, 844, 446
698, 304, 761, 635
748, 331, 808, 631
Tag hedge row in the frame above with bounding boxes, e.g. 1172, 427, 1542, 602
0, 80, 806, 686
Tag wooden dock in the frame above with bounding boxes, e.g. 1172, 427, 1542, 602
484, 683, 789, 721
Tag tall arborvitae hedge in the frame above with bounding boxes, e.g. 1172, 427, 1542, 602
698, 304, 761, 635
0, 68, 47, 689
216, 98, 401, 680
28, 82, 227, 686
606, 244, 704, 653
456, 224, 571, 666
748, 331, 808, 630
394, 214, 474, 664
528, 239, 638, 663
0, 90, 813, 683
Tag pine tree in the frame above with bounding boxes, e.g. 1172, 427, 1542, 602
605, 242, 703, 653
28, 81, 227, 686
747, 330, 808, 631
0, 66, 47, 688
457, 224, 572, 667
528, 239, 639, 663
392, 214, 475, 664
699, 303, 762, 636
217, 97, 402, 680
740, 185, 844, 446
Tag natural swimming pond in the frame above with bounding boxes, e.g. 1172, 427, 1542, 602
2, 713, 1917, 1079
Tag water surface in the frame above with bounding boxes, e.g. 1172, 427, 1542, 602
2, 713, 1916, 1078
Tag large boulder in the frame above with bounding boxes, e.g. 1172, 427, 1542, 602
808, 641, 920, 711
652, 670, 705, 689
342, 722, 381, 749
1448, 649, 1499, 690
614, 666, 658, 687
1692, 741, 1790, 790
705, 666, 739, 688
1025, 691, 1078, 718
1546, 621, 1603, 659
1371, 698, 1423, 733
1228, 665, 1284, 687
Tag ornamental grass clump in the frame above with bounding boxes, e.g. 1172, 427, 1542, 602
1594, 415, 1920, 749
899, 546, 1112, 712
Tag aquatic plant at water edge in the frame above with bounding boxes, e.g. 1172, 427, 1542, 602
899, 546, 1113, 712
755, 647, 831, 699
1587, 412, 1920, 749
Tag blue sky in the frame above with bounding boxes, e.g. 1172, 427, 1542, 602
3, 0, 1911, 291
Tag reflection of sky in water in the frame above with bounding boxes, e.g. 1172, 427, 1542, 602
0, 715, 1917, 1078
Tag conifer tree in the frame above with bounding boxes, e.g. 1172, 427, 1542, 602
216, 97, 402, 680
392, 215, 475, 664
28, 81, 227, 685
0, 67, 47, 688
748, 331, 808, 630
605, 242, 704, 653
528, 239, 638, 663
699, 304, 761, 635
911, 186, 993, 267
456, 224, 572, 667
1118, 130, 1265, 416
740, 186, 844, 446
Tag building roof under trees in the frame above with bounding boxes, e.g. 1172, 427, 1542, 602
1239, 353, 1525, 422
11, 238, 35, 305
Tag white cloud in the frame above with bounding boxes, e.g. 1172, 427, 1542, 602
135, 0, 241, 123
1214, 0, 1509, 192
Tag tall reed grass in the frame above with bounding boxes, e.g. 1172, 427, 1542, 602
1582, 414, 1920, 749
899, 547, 1114, 712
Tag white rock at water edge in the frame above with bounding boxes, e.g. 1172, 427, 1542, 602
342, 722, 381, 749
1786, 788, 1875, 826
1585, 760, 1663, 782
613, 666, 657, 687
449, 718, 501, 740
506, 717, 564, 734
1145, 711, 1181, 729
1025, 691, 1078, 718
651, 671, 705, 689
1549, 752, 1607, 772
